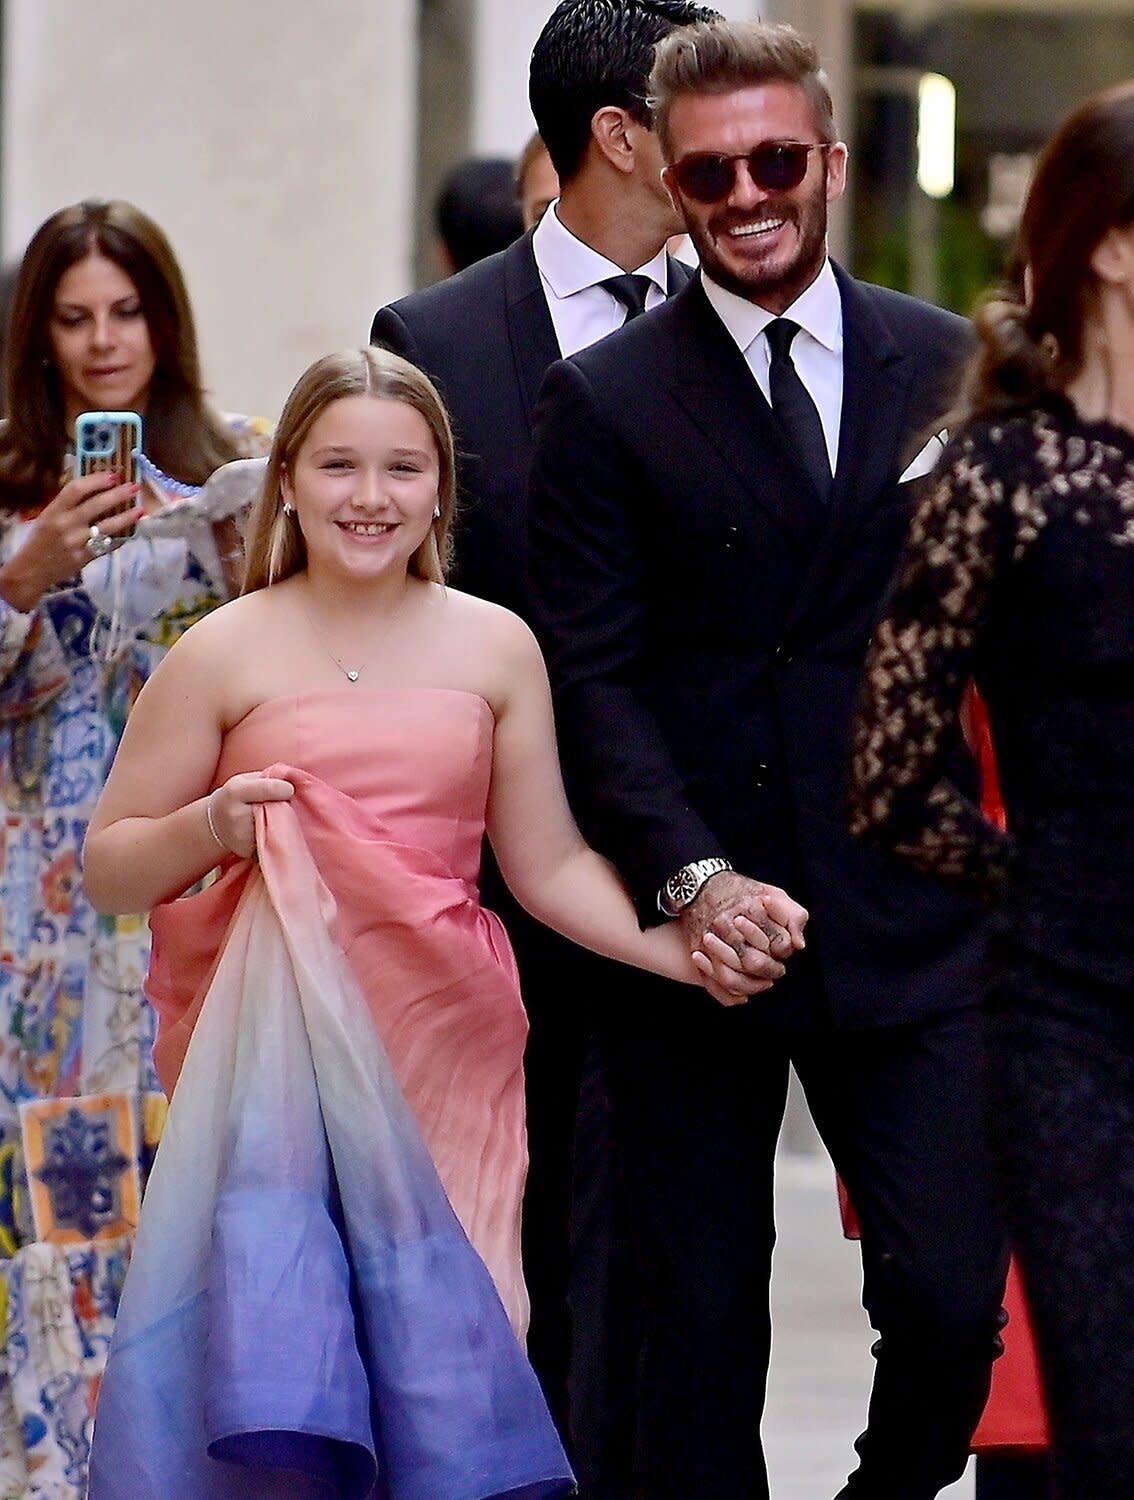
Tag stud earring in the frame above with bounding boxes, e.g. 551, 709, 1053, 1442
433, 504, 441, 521
283, 502, 295, 516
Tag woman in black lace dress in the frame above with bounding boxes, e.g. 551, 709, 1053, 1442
849, 82, 1134, 1500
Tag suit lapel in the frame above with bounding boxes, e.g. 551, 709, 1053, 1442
504, 232, 561, 434
784, 269, 915, 633
828, 268, 913, 523
671, 280, 828, 553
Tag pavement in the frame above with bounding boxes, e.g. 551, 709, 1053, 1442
766, 1147, 975, 1499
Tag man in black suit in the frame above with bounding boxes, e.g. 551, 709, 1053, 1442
371, 4, 719, 1492
528, 19, 1007, 1500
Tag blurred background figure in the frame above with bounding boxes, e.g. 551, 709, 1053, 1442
435, 156, 525, 276
0, 197, 269, 1496
516, 130, 560, 230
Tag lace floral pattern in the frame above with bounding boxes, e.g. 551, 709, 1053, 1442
850, 399, 1134, 902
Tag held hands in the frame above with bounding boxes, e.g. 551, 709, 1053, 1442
683, 870, 809, 1008
0, 472, 143, 611
205, 772, 295, 860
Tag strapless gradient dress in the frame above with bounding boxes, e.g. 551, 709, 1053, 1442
87, 690, 573, 1500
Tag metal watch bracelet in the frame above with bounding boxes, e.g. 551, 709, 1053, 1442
658, 857, 733, 917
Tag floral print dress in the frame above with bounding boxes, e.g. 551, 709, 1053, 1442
0, 414, 270, 1497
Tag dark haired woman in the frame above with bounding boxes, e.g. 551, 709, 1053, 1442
849, 81, 1134, 1498
0, 199, 268, 1490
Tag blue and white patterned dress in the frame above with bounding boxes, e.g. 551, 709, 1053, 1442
0, 414, 270, 1496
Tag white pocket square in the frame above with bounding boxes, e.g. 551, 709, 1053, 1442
898, 430, 948, 484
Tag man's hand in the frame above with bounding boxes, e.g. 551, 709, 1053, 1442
682, 870, 808, 1007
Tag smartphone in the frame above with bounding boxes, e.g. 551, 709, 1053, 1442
75, 410, 142, 529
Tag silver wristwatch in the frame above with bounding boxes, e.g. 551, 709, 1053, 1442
658, 858, 733, 917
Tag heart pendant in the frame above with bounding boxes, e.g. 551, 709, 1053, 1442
346, 670, 360, 683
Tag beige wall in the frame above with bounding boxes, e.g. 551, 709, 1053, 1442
2, 0, 417, 424
1, 0, 854, 419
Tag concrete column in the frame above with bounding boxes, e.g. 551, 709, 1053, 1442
761, 0, 854, 263
470, 0, 549, 157
2, 0, 417, 421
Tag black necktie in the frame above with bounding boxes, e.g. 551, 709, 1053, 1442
765, 318, 832, 503
602, 273, 654, 323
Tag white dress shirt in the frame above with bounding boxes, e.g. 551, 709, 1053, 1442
532, 200, 670, 359
701, 258, 844, 475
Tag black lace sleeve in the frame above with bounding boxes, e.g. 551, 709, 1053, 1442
849, 424, 1021, 894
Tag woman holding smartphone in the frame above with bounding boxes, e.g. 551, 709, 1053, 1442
0, 198, 269, 1494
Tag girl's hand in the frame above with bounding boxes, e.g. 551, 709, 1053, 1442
692, 927, 783, 1005
0, 472, 144, 610
748, 887, 809, 955
690, 891, 809, 1008
206, 771, 295, 859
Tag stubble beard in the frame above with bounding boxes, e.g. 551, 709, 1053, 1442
685, 182, 830, 309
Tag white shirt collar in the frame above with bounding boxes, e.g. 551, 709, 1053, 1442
701, 257, 841, 355
532, 200, 670, 299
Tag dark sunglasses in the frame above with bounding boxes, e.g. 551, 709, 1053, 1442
669, 142, 830, 204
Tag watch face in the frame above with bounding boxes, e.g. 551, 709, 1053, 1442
663, 859, 730, 914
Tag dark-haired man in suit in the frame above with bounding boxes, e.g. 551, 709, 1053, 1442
528, 17, 1006, 1500
371, 4, 722, 1494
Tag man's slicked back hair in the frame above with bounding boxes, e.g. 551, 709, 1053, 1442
530, 0, 720, 185
649, 19, 837, 161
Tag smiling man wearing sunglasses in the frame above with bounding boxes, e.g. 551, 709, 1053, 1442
528, 17, 1006, 1500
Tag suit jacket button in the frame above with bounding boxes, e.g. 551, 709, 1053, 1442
754, 763, 769, 787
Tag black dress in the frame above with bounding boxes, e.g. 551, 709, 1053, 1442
850, 395, 1134, 1500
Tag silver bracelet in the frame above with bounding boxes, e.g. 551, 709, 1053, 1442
204, 790, 229, 853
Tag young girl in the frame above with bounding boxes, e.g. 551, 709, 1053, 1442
84, 347, 804, 1500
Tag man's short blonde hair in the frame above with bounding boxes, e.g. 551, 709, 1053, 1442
649, 19, 837, 161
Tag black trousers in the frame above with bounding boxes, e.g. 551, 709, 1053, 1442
599, 971, 1007, 1500
987, 946, 1134, 1500
974, 1454, 1053, 1500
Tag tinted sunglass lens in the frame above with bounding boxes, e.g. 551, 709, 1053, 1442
678, 155, 735, 203
751, 144, 811, 191
674, 145, 818, 202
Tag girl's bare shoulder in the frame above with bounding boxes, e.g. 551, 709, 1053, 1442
434, 584, 539, 654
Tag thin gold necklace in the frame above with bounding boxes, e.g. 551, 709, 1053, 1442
302, 601, 372, 683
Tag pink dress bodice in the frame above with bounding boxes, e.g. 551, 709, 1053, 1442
214, 688, 494, 887
95, 694, 573, 1499
146, 687, 531, 1332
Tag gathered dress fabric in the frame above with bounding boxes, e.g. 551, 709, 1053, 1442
850, 398, 1134, 1499
88, 688, 573, 1500
0, 416, 270, 1497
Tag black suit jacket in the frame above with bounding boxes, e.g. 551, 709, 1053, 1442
527, 267, 986, 1029
371, 229, 692, 617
